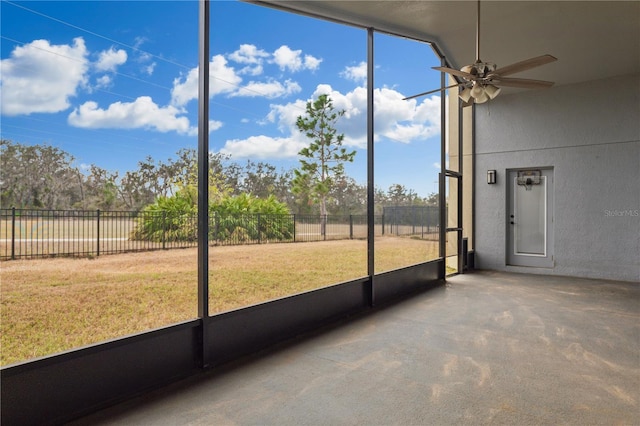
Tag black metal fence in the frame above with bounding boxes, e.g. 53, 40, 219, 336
1, 207, 439, 260
382, 205, 441, 234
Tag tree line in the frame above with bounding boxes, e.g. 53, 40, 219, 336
0, 138, 435, 215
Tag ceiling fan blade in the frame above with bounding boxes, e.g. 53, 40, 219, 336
432, 66, 475, 80
493, 77, 555, 89
492, 54, 557, 77
403, 83, 464, 101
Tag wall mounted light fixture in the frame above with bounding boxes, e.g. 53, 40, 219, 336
487, 170, 497, 184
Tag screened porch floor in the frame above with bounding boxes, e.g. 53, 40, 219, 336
72, 270, 639, 425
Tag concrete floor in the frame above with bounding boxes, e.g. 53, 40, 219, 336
73, 271, 639, 425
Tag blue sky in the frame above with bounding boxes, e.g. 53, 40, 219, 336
1, 0, 443, 197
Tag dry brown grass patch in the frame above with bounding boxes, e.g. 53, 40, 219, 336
1, 237, 438, 365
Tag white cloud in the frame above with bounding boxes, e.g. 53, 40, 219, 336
228, 44, 269, 65
143, 62, 156, 75
95, 75, 112, 88
133, 36, 147, 50
373, 87, 441, 142
272, 45, 322, 72
220, 135, 307, 159
171, 54, 242, 106
0, 37, 89, 116
138, 51, 152, 62
385, 123, 431, 141
132, 38, 156, 75
232, 79, 301, 99
303, 54, 322, 71
340, 61, 367, 83
171, 67, 199, 106
414, 95, 441, 124
209, 120, 223, 132
94, 47, 127, 72
68, 96, 196, 135
171, 49, 313, 105
264, 99, 308, 132
209, 55, 244, 96
238, 64, 263, 76
229, 44, 269, 76
272, 46, 301, 72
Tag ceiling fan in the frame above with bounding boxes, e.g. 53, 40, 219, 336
404, 0, 557, 104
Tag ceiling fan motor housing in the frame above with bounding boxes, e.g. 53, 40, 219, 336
461, 61, 497, 79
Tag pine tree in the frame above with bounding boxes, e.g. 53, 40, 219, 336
293, 94, 356, 234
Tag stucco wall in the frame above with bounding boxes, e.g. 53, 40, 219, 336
474, 73, 639, 281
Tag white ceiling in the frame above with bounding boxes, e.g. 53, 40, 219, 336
251, 1, 640, 90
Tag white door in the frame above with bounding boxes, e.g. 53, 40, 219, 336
507, 169, 554, 268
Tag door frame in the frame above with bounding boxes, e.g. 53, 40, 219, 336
506, 167, 554, 268
445, 171, 463, 275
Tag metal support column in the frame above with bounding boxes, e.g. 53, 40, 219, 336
11, 207, 16, 260
457, 85, 464, 273
366, 27, 375, 306
471, 104, 477, 264
438, 56, 447, 277
197, 0, 210, 367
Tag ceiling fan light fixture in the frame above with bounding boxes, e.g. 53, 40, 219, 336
459, 87, 472, 103
470, 82, 484, 98
484, 84, 501, 99
474, 91, 490, 104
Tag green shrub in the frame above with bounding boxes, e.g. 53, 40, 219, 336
132, 191, 294, 244
130, 186, 197, 242
210, 194, 294, 243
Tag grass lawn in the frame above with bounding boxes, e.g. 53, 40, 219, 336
1, 237, 439, 366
